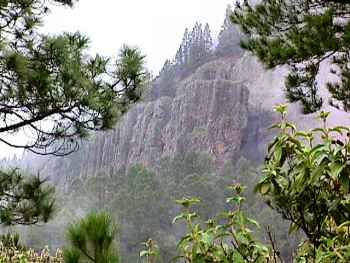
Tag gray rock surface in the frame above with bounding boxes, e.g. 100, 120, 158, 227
22, 53, 350, 185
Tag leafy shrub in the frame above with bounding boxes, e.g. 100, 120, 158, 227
0, 232, 24, 250
140, 184, 279, 263
0, 246, 63, 263
257, 105, 350, 261
140, 105, 350, 262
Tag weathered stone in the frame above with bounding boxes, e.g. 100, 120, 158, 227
23, 56, 252, 183
23, 52, 350, 185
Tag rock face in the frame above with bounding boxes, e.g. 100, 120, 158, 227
24, 52, 350, 185
162, 63, 249, 168
28, 55, 258, 184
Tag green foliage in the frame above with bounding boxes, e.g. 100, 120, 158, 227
139, 239, 160, 263
175, 23, 213, 72
159, 153, 229, 219
216, 5, 243, 57
39, 153, 232, 262
0, 0, 148, 156
0, 169, 55, 225
231, 0, 350, 113
149, 60, 177, 99
16, 152, 297, 262
111, 165, 173, 261
0, 0, 148, 238
0, 246, 63, 263
296, 235, 350, 263
0, 232, 24, 250
169, 184, 275, 263
257, 105, 350, 261
64, 212, 119, 263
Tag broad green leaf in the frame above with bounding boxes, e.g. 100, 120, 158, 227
338, 221, 350, 228
310, 163, 326, 183
226, 196, 245, 204
274, 104, 288, 115
247, 218, 260, 228
201, 232, 214, 245
274, 145, 283, 163
295, 131, 311, 138
259, 183, 270, 195
175, 197, 201, 208
329, 162, 346, 179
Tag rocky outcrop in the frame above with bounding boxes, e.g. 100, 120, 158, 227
25, 52, 350, 185
162, 68, 249, 168
24, 55, 259, 184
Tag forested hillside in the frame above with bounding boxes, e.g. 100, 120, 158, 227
1, 2, 350, 263
5, 7, 292, 262
21, 7, 350, 186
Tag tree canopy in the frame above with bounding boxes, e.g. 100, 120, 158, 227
64, 212, 119, 263
216, 5, 243, 57
0, 169, 54, 225
0, 0, 148, 226
0, 0, 148, 156
232, 0, 350, 113
175, 22, 213, 69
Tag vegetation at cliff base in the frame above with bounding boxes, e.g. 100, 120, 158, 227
1, 1, 350, 263
0, 0, 147, 228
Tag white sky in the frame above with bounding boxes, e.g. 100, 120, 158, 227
0, 0, 234, 159
42, 0, 234, 74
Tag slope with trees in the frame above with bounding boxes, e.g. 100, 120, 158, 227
215, 5, 243, 57
0, 0, 147, 226
3, 1, 350, 263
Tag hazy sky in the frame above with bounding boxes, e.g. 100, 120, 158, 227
0, 0, 233, 158
43, 0, 234, 74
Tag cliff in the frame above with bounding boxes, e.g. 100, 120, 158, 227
25, 55, 252, 182
22, 52, 350, 185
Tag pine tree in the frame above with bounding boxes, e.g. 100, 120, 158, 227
231, 0, 350, 113
191, 23, 206, 66
203, 23, 213, 56
175, 28, 190, 65
161, 59, 172, 73
0, 0, 147, 226
0, 169, 55, 225
0, 0, 148, 156
188, 23, 198, 66
175, 23, 213, 70
64, 212, 119, 263
216, 5, 242, 57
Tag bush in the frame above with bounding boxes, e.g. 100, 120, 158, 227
0, 232, 25, 250
143, 184, 280, 263
0, 246, 63, 263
